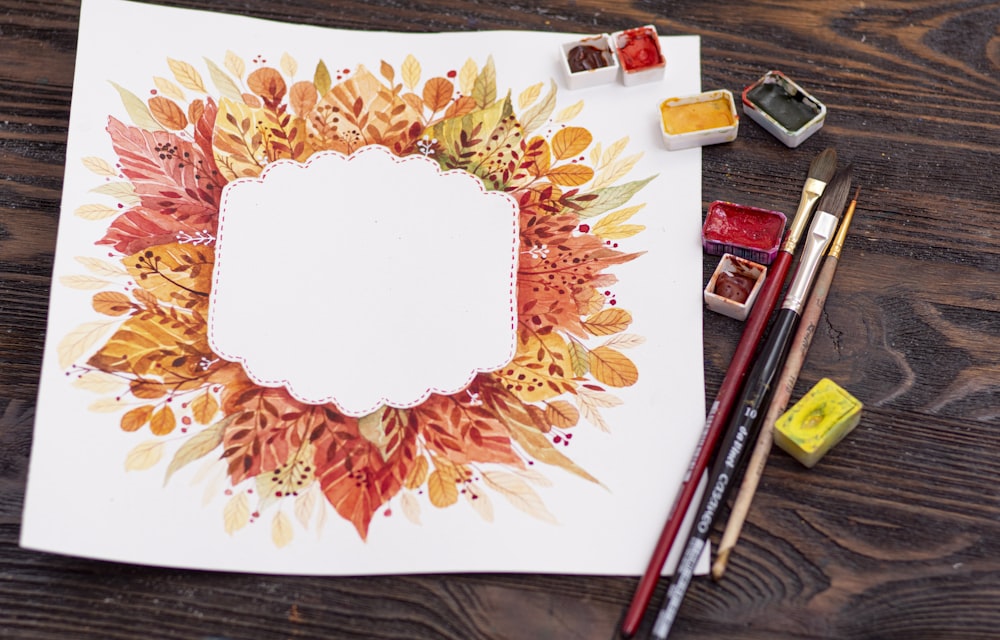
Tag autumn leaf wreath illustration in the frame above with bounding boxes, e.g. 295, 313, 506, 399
61, 51, 653, 546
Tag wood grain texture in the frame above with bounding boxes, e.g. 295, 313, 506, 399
1, 0, 999, 638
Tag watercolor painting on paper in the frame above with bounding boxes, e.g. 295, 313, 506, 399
21, 0, 708, 576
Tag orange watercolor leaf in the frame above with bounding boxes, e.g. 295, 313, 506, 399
551, 126, 592, 160
247, 67, 287, 106
422, 77, 454, 113
92, 291, 132, 317
547, 163, 594, 187
545, 400, 580, 429
588, 346, 638, 387
289, 81, 318, 117
148, 96, 188, 131
150, 405, 177, 435
582, 308, 633, 336
121, 405, 154, 432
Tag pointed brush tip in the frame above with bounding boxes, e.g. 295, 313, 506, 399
808, 147, 838, 182
816, 166, 853, 219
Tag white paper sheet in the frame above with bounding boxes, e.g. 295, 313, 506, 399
21, 0, 708, 576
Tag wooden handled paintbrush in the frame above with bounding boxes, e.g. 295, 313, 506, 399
648, 166, 853, 640
711, 185, 860, 580
615, 147, 837, 640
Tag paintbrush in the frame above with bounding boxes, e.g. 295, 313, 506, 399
711, 185, 860, 581
648, 167, 853, 640
615, 147, 837, 640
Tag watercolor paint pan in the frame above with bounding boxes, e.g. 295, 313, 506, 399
611, 25, 666, 86
659, 89, 739, 151
742, 70, 826, 148
560, 34, 619, 90
702, 200, 787, 265
775, 378, 863, 468
704, 253, 767, 321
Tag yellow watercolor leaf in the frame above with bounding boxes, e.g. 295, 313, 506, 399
168, 58, 207, 93
482, 470, 558, 524
582, 308, 633, 336
204, 57, 243, 102
82, 156, 117, 177
163, 415, 231, 485
294, 487, 317, 529
74, 203, 120, 220
513, 468, 555, 488
153, 76, 185, 101
497, 331, 574, 403
519, 80, 557, 135
545, 400, 580, 429
401, 490, 422, 525
213, 98, 265, 180
567, 339, 589, 377
110, 81, 164, 131
89, 397, 126, 413
465, 486, 494, 522
271, 511, 294, 548
547, 163, 594, 187
458, 58, 478, 96
71, 370, 126, 395
59, 274, 110, 290
588, 346, 639, 387
600, 136, 630, 168
576, 386, 621, 432
554, 100, 585, 123
591, 152, 644, 190
90, 181, 140, 205
552, 126, 592, 160
602, 333, 646, 350
223, 493, 250, 534
190, 391, 219, 425
591, 204, 646, 239
401, 54, 421, 90
124, 241, 214, 303
427, 469, 458, 508
57, 320, 116, 368
75, 256, 128, 277
224, 50, 246, 79
314, 60, 332, 97
404, 455, 429, 490
150, 405, 176, 436
125, 440, 164, 471
509, 423, 590, 479
280, 52, 298, 79
518, 82, 543, 110
589, 141, 602, 167
472, 55, 496, 108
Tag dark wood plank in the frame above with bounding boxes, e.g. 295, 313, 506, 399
1, 0, 999, 638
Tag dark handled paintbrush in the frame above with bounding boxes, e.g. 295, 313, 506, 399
615, 147, 837, 640
648, 166, 853, 640
712, 185, 860, 580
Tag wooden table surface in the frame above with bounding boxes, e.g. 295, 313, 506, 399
3, 1, 1000, 638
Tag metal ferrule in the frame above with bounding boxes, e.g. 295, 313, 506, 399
781, 177, 827, 253
781, 210, 838, 313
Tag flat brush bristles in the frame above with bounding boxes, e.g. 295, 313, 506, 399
816, 165, 853, 219
808, 147, 838, 183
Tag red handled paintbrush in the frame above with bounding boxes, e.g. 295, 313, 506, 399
615, 147, 838, 639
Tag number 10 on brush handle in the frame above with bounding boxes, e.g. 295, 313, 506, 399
650, 310, 800, 639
